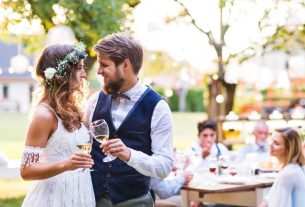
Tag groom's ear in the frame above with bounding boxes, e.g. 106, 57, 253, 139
122, 59, 133, 74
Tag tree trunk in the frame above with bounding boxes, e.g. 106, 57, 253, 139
208, 77, 222, 121
224, 82, 237, 115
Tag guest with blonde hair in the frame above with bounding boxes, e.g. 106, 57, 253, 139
259, 127, 305, 207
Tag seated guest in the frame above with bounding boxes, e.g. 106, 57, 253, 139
151, 170, 193, 207
186, 119, 229, 207
259, 128, 305, 207
235, 120, 270, 163
187, 119, 229, 170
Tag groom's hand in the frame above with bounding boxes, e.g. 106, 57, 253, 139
101, 138, 131, 162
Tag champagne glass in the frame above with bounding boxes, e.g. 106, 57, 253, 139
90, 119, 117, 162
75, 129, 93, 172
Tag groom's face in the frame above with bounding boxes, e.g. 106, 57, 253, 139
97, 54, 125, 94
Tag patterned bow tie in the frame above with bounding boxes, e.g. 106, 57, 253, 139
111, 92, 130, 100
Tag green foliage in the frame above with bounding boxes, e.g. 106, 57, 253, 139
153, 87, 179, 112
1, 0, 139, 53
263, 25, 305, 53
0, 196, 24, 207
185, 88, 204, 112
142, 51, 181, 78
168, 90, 179, 112
153, 87, 204, 112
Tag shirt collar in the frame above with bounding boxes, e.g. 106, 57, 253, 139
123, 81, 146, 100
254, 143, 268, 152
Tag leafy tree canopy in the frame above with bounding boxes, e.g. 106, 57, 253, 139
0, 0, 140, 54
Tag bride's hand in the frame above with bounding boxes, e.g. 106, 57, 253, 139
63, 152, 94, 171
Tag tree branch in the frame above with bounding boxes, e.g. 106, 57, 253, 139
173, 0, 217, 46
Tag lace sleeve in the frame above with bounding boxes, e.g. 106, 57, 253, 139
21, 146, 44, 170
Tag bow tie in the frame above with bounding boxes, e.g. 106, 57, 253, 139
111, 92, 131, 100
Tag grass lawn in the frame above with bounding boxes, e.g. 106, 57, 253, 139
0, 111, 205, 204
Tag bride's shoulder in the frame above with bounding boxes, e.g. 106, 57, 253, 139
30, 105, 58, 128
25, 105, 58, 146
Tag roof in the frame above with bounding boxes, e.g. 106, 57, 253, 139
0, 41, 35, 81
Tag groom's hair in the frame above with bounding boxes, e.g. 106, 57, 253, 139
94, 32, 143, 75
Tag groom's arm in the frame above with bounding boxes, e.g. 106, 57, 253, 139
127, 100, 174, 179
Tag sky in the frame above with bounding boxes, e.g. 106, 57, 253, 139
131, 0, 305, 87
131, 0, 264, 73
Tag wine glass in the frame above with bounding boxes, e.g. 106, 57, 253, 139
208, 156, 217, 175
174, 150, 187, 172
75, 129, 93, 172
90, 119, 117, 162
229, 167, 238, 176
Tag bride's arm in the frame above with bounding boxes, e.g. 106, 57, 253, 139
20, 107, 93, 180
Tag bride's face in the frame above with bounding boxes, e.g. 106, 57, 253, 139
75, 60, 87, 83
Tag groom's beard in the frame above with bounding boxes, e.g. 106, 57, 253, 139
103, 68, 125, 95
103, 78, 125, 95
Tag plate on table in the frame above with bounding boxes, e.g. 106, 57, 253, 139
258, 172, 278, 179
216, 176, 251, 185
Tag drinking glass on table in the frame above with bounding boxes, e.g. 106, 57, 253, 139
229, 166, 238, 176
174, 150, 188, 172
208, 156, 217, 175
219, 155, 229, 175
75, 129, 93, 172
90, 119, 117, 162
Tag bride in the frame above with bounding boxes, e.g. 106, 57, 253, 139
20, 43, 95, 207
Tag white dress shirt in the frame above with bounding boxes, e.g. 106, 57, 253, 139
85, 81, 174, 179
234, 143, 269, 163
186, 139, 229, 171
150, 173, 185, 199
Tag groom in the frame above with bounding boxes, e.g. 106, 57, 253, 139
85, 33, 174, 206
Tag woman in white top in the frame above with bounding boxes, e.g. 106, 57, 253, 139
20, 43, 95, 206
260, 127, 305, 207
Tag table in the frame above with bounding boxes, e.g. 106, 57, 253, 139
181, 176, 274, 207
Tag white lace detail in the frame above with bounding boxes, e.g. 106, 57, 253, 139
21, 146, 44, 170
21, 119, 95, 207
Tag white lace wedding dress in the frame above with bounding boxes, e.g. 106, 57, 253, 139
21, 104, 95, 207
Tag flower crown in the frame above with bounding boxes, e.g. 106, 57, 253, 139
43, 42, 87, 90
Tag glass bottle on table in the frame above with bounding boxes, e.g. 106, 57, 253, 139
90, 119, 117, 162
219, 155, 229, 175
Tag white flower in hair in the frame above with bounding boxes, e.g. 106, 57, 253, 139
44, 67, 57, 80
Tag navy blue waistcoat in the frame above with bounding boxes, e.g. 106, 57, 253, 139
90, 87, 162, 204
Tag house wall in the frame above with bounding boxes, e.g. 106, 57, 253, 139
0, 82, 32, 113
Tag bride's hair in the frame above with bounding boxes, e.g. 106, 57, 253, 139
35, 44, 86, 132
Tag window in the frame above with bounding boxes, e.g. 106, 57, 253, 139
29, 85, 34, 103
3, 85, 8, 99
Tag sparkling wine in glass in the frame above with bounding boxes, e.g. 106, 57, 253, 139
90, 119, 117, 162
75, 129, 93, 172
